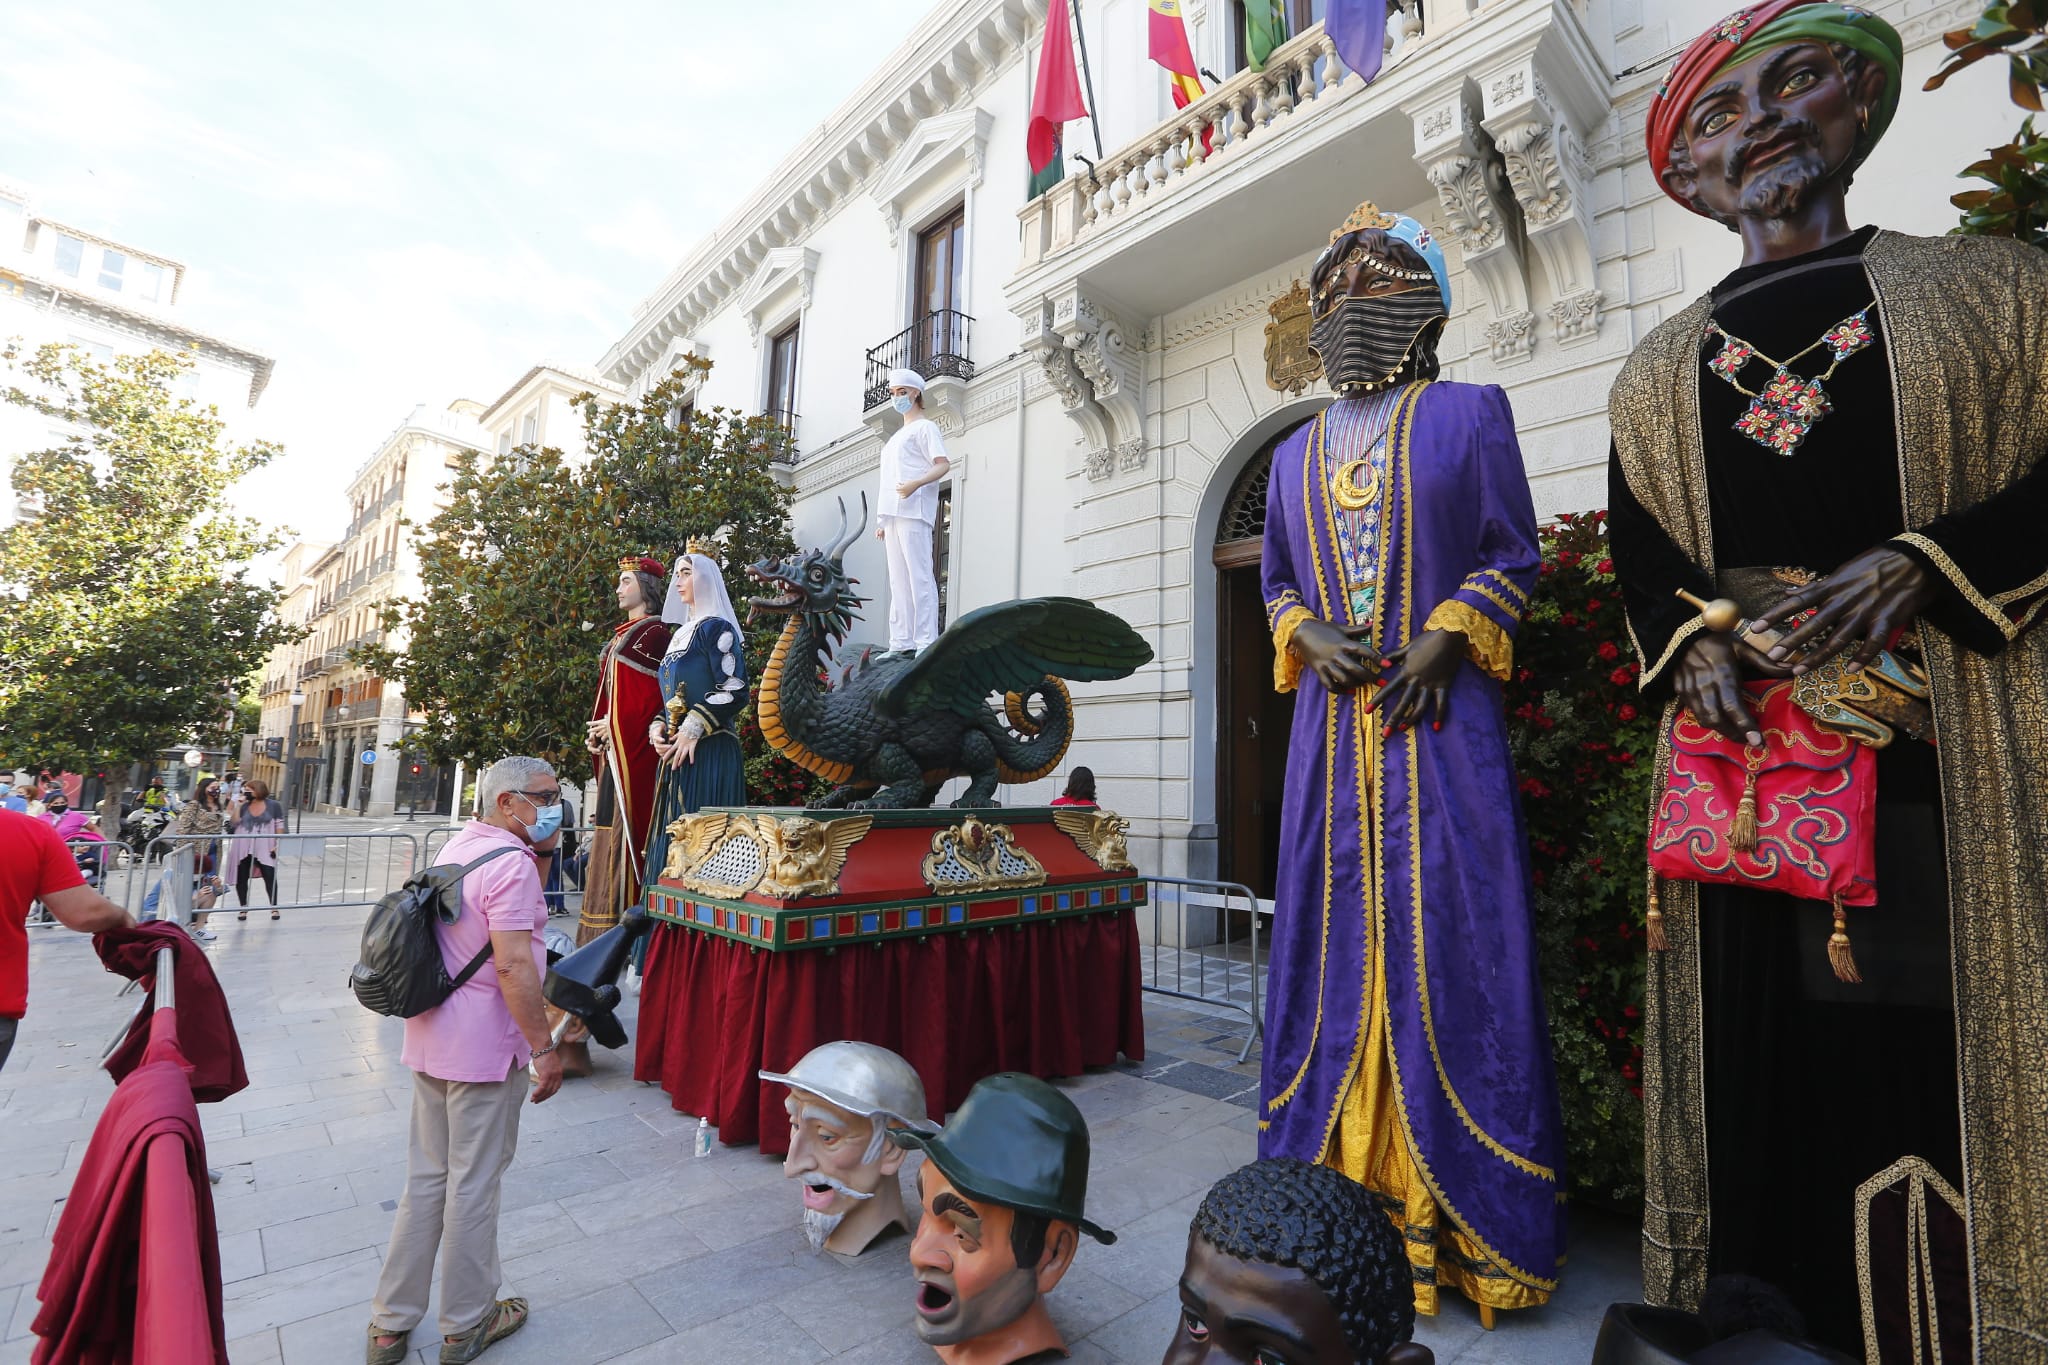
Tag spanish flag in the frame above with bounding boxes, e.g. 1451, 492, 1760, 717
1147, 0, 1204, 113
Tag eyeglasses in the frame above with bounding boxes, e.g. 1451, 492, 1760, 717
517, 788, 562, 805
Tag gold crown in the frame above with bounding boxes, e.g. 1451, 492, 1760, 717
1329, 199, 1399, 244
619, 552, 664, 576
685, 535, 712, 557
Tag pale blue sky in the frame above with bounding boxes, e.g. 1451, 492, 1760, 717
3, 1, 936, 539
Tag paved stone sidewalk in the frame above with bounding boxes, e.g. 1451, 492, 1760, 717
1, 900, 1638, 1364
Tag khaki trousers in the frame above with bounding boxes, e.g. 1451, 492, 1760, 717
371, 1064, 528, 1337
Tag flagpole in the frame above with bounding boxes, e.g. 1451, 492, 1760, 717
1069, 0, 1105, 158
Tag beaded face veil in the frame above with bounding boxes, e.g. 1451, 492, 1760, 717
1308, 202, 1451, 396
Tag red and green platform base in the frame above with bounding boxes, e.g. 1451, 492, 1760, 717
631, 805, 1148, 1154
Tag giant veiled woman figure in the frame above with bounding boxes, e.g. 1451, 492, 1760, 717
643, 546, 749, 882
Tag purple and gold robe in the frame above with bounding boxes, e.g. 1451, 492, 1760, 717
1258, 380, 1566, 1313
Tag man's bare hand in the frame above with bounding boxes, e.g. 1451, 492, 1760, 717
529, 1049, 563, 1103
1289, 618, 1381, 693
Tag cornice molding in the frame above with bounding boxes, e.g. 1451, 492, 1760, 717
601, 0, 1047, 385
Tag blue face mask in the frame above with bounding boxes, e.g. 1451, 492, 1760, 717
518, 796, 564, 843
891, 394, 915, 415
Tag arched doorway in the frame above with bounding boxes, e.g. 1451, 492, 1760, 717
1213, 431, 1297, 900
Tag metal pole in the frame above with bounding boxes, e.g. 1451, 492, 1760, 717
1069, 0, 1105, 158
284, 700, 301, 834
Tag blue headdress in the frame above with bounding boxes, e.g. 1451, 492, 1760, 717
1316, 200, 1451, 313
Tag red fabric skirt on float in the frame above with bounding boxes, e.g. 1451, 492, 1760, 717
633, 911, 1147, 1152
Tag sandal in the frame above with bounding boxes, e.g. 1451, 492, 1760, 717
237, 912, 247, 921
440, 1298, 528, 1364
365, 1325, 410, 1365
270, 909, 280, 920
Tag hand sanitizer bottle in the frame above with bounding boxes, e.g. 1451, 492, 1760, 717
693, 1116, 713, 1159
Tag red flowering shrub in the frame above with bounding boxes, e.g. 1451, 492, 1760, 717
1502, 509, 1658, 1207
737, 693, 827, 806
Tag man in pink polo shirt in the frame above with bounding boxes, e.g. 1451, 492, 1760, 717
368, 756, 565, 1365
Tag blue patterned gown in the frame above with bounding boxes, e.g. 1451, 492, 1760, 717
642, 617, 749, 892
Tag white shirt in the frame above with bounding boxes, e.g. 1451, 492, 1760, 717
876, 418, 951, 524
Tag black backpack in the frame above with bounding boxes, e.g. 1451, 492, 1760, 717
350, 845, 519, 1018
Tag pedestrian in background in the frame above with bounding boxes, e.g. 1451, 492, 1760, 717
227, 780, 283, 922
173, 781, 229, 941
1052, 766, 1098, 808
366, 755, 563, 1365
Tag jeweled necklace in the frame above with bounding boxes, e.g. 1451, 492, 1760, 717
1703, 301, 1876, 455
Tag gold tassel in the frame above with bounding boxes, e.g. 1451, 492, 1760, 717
1827, 895, 1862, 985
1728, 755, 1762, 852
1646, 880, 1669, 952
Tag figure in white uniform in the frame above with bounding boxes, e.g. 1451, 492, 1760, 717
874, 368, 953, 656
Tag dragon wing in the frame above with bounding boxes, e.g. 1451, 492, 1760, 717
873, 597, 1155, 719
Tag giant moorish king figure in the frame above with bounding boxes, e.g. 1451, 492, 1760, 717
1610, 5, 2048, 1356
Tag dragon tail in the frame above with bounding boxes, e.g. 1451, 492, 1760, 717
990, 676, 1074, 784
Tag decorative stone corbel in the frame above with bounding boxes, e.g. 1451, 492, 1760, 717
1017, 288, 1148, 481
1018, 298, 1108, 452
1408, 80, 1535, 364
1479, 30, 1607, 345
1052, 286, 1147, 478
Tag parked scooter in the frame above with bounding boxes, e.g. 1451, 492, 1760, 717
121, 805, 172, 861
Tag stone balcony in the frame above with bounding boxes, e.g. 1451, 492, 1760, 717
1006, 0, 1608, 475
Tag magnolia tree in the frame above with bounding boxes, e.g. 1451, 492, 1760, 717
0, 342, 295, 816
371, 359, 820, 800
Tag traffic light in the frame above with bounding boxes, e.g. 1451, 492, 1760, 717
409, 763, 423, 776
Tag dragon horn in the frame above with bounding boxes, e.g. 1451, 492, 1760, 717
826, 496, 849, 559
828, 492, 869, 562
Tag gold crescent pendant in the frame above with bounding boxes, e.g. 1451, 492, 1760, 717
1332, 459, 1379, 511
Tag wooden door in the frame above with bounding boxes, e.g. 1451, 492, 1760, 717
1216, 551, 1295, 901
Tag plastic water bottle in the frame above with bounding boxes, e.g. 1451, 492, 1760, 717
693, 1116, 713, 1159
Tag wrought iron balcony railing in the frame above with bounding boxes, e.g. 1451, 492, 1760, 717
863, 309, 974, 411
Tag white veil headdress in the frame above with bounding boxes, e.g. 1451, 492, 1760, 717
661, 552, 741, 652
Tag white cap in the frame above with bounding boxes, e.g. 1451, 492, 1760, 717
887, 368, 926, 392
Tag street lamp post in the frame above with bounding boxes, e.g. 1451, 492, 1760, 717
285, 689, 305, 834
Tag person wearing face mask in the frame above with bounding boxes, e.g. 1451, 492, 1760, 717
367, 755, 563, 1365
1258, 201, 1562, 1326
874, 368, 953, 658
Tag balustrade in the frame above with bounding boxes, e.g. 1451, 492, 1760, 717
1019, 8, 1448, 268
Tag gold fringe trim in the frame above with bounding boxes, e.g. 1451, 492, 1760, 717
1423, 599, 1514, 682
1891, 532, 2016, 642
1273, 604, 1316, 693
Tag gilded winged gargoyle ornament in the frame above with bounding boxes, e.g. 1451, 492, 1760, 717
1050, 807, 1135, 873
754, 814, 873, 899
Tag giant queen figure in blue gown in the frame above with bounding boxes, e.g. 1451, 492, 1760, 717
1257, 201, 1566, 1323
643, 547, 749, 885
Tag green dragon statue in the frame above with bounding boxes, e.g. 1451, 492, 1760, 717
744, 496, 1153, 809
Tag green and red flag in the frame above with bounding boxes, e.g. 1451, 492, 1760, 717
1028, 0, 1089, 187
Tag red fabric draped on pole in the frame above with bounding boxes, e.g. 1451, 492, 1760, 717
1028, 0, 1089, 176
634, 912, 1148, 1152
34, 1009, 228, 1364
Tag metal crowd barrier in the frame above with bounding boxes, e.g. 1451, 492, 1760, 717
1140, 875, 1269, 1064
126, 832, 423, 914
